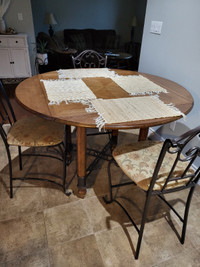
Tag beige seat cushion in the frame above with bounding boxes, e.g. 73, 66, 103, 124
7, 117, 64, 147
113, 141, 194, 191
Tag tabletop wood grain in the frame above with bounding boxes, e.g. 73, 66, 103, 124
15, 69, 193, 130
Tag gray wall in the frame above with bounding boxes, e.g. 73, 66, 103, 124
139, 0, 200, 139
3, 0, 36, 75
31, 0, 146, 45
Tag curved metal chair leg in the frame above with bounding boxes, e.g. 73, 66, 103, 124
181, 186, 195, 244
18, 146, 22, 170
6, 146, 13, 198
103, 159, 114, 204
135, 191, 152, 259
62, 149, 67, 193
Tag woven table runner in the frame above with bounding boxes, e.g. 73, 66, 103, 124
86, 96, 184, 130
57, 68, 117, 79
41, 79, 97, 105
111, 75, 168, 95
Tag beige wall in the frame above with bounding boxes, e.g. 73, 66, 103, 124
4, 0, 36, 75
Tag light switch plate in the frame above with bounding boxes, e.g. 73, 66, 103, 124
18, 13, 23, 21
150, 21, 163, 34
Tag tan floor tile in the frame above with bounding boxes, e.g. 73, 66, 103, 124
49, 234, 104, 267
194, 184, 200, 199
44, 200, 93, 246
0, 174, 43, 221
84, 167, 110, 197
104, 181, 167, 224
40, 183, 79, 209
184, 201, 200, 249
95, 215, 195, 266
142, 217, 194, 263
164, 192, 200, 249
83, 195, 129, 233
0, 212, 47, 264
4, 248, 50, 267
164, 187, 199, 208
0, 128, 199, 266
95, 226, 154, 267
154, 247, 200, 267
0, 139, 26, 172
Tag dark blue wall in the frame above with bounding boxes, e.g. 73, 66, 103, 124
31, 0, 146, 45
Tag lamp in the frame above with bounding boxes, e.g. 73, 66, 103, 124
130, 16, 137, 43
44, 13, 57, 37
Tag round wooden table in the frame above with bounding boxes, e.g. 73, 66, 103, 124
15, 69, 193, 196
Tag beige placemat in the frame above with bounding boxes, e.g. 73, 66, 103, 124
57, 68, 117, 79
111, 75, 168, 95
86, 96, 184, 130
41, 79, 97, 105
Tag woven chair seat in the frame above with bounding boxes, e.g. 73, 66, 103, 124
7, 117, 64, 147
113, 140, 194, 191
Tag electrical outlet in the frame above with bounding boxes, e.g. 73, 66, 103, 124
18, 13, 23, 21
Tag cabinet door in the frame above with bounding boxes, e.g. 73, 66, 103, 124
0, 49, 13, 78
11, 48, 31, 77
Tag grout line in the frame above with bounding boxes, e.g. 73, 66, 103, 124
42, 211, 52, 267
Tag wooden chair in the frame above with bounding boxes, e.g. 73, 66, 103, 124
0, 81, 71, 198
72, 49, 107, 68
104, 127, 200, 259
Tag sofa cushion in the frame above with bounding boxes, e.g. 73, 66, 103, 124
70, 33, 87, 51
64, 29, 93, 49
93, 30, 116, 50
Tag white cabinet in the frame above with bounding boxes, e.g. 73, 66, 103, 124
0, 34, 32, 78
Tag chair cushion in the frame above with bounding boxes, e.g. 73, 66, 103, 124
7, 117, 64, 147
113, 141, 194, 191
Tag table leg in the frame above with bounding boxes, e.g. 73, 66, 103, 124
139, 127, 149, 141
111, 130, 118, 151
77, 126, 87, 197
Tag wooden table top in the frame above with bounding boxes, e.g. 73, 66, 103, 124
15, 69, 193, 130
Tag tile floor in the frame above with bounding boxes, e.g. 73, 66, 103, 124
0, 129, 199, 267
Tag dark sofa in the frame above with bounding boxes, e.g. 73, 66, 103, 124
36, 29, 120, 72
64, 29, 119, 52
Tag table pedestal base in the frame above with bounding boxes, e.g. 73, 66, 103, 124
77, 175, 86, 198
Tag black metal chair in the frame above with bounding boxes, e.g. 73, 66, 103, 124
0, 80, 71, 198
104, 127, 200, 259
72, 49, 107, 68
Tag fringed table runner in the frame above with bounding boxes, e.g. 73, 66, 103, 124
41, 79, 97, 105
86, 96, 184, 131
111, 75, 168, 95
57, 68, 117, 79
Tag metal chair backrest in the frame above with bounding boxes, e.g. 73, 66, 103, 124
72, 49, 107, 68
0, 81, 16, 142
150, 126, 200, 193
